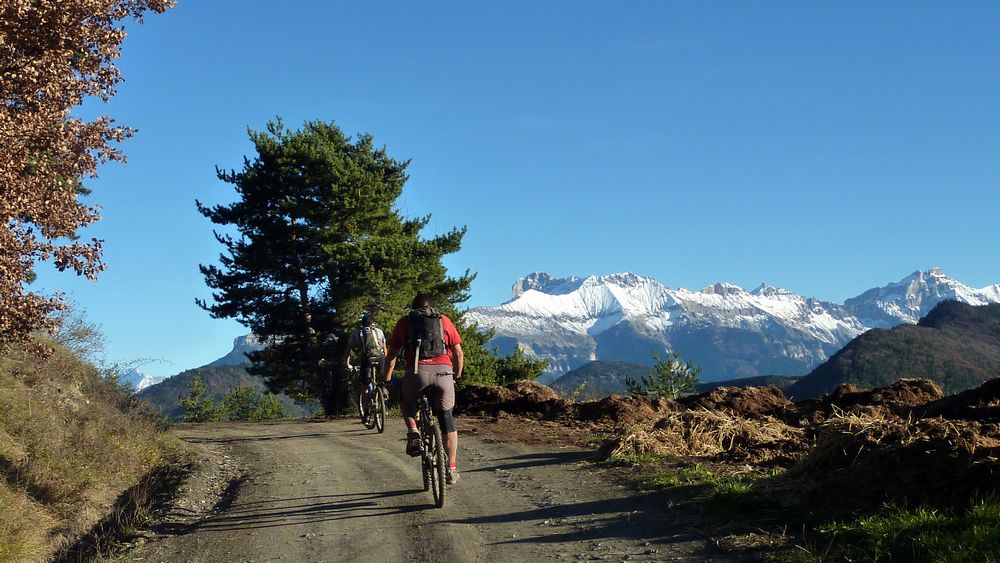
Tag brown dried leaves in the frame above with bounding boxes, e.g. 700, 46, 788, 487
0, 0, 172, 342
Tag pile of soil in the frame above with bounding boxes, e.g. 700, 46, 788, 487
461, 376, 1000, 511
678, 385, 796, 419
575, 394, 677, 425
794, 412, 1000, 510
796, 378, 945, 422
457, 381, 571, 420
916, 377, 1000, 421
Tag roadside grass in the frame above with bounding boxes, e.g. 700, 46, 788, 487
0, 337, 182, 561
604, 453, 1000, 562
598, 451, 663, 467
813, 500, 1000, 563
0, 481, 54, 562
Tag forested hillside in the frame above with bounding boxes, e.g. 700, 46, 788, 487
789, 301, 1000, 398
139, 366, 316, 420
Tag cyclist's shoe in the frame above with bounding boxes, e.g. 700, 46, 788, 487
406, 430, 421, 457
381, 387, 390, 401
446, 468, 460, 485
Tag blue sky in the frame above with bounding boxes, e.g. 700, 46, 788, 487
35, 1, 1000, 377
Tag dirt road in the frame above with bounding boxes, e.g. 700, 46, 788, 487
118, 418, 727, 562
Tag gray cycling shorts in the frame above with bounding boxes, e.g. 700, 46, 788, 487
401, 364, 455, 418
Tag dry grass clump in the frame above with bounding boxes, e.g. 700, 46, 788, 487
0, 338, 172, 560
603, 408, 804, 463
0, 481, 56, 562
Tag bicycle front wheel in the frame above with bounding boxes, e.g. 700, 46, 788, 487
430, 423, 446, 508
374, 388, 385, 433
420, 421, 431, 492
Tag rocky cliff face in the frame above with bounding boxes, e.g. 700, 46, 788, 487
204, 334, 266, 368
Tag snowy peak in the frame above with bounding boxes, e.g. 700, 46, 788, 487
752, 283, 795, 297
118, 368, 165, 391
700, 282, 744, 297
468, 269, 1000, 381
511, 273, 582, 299
844, 268, 998, 327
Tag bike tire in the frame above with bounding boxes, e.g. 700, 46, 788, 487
363, 391, 375, 429
421, 419, 431, 492
431, 422, 446, 508
347, 389, 364, 421
374, 389, 385, 433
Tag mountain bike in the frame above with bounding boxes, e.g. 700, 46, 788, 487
416, 390, 446, 508
355, 364, 386, 433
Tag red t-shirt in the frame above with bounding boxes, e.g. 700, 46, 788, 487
389, 313, 462, 369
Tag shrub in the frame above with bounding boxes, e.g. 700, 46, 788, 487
220, 385, 287, 421
625, 351, 701, 399
178, 375, 222, 422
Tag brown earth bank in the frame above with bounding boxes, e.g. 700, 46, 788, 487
457, 378, 1000, 513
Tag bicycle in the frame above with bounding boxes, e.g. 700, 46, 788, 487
354, 364, 386, 433
416, 390, 446, 508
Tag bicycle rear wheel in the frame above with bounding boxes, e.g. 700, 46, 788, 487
430, 422, 446, 508
363, 391, 375, 429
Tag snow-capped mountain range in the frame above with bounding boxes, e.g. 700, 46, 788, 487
466, 268, 1000, 382
118, 368, 166, 391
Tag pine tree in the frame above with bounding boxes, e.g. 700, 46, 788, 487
198, 120, 473, 413
178, 375, 221, 422
625, 351, 701, 399
221, 385, 257, 421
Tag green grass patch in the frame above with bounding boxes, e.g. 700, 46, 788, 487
817, 501, 1000, 563
647, 463, 721, 488
599, 452, 662, 467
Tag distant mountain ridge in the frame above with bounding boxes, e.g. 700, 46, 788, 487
466, 268, 1000, 382
789, 300, 1000, 398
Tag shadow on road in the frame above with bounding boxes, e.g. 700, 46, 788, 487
438, 490, 706, 548
186, 488, 432, 532
179, 433, 333, 444
470, 451, 593, 473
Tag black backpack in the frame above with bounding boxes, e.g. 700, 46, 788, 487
406, 307, 446, 360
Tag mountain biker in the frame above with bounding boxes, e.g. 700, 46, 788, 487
343, 313, 387, 409
382, 293, 464, 485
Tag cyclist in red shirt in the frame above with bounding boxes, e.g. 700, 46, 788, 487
382, 293, 464, 484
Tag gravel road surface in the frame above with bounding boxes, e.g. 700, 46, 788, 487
117, 418, 729, 562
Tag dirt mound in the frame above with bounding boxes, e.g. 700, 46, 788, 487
457, 381, 570, 419
794, 411, 1000, 510
575, 394, 677, 425
601, 409, 805, 465
916, 377, 1000, 421
796, 378, 944, 422
679, 386, 795, 419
